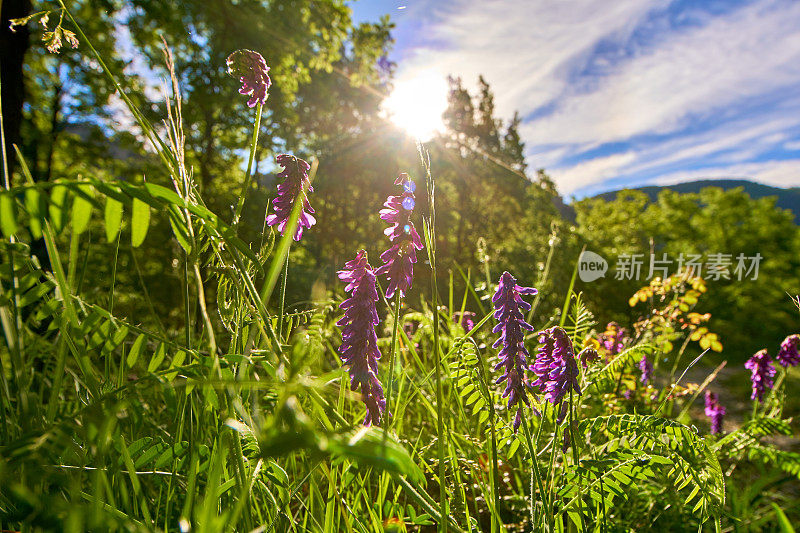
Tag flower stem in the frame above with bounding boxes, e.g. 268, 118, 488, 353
418, 141, 449, 532
433, 282, 448, 533
385, 291, 402, 426
521, 410, 551, 532
277, 243, 291, 342
232, 102, 263, 230
546, 405, 560, 520
569, 388, 588, 532
471, 339, 501, 531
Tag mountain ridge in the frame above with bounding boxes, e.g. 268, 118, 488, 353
586, 179, 800, 222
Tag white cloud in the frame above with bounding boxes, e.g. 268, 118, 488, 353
551, 152, 637, 194
399, 0, 663, 118
523, 0, 800, 146
556, 116, 800, 196
621, 113, 800, 175
547, 94, 800, 193
648, 159, 800, 188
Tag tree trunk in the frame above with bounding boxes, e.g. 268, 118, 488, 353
44, 82, 63, 182
0, 0, 32, 185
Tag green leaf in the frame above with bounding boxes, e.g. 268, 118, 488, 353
133, 442, 164, 469
166, 350, 186, 381
127, 334, 146, 367
24, 188, 43, 240
0, 192, 17, 237
18, 281, 55, 307
203, 386, 219, 409
465, 390, 481, 406
508, 438, 521, 458
48, 184, 68, 232
772, 503, 796, 533
267, 461, 290, 487
131, 197, 150, 247
147, 342, 166, 373
330, 427, 424, 484
168, 206, 192, 253
104, 197, 123, 242
154, 442, 187, 469
71, 185, 94, 235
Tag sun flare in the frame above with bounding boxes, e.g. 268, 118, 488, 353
382, 69, 449, 142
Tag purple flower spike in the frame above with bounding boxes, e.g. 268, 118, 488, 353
745, 349, 776, 402
453, 311, 476, 332
337, 250, 386, 426
532, 326, 580, 406
226, 49, 272, 108
491, 272, 538, 431
704, 391, 726, 435
638, 354, 653, 385
776, 334, 800, 367
266, 154, 316, 241
579, 347, 600, 369
622, 389, 632, 400
376, 173, 423, 299
601, 322, 627, 355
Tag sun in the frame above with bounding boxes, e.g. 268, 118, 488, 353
382, 69, 449, 142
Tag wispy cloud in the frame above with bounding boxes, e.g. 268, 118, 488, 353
551, 152, 637, 193
648, 159, 800, 188
525, 0, 800, 145
387, 0, 800, 196
399, 0, 661, 117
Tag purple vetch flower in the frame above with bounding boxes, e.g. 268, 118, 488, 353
639, 354, 653, 385
601, 322, 627, 355
561, 429, 572, 452
375, 173, 423, 299
556, 401, 569, 424
337, 250, 386, 426
403, 322, 420, 351
266, 154, 316, 241
453, 311, 477, 332
491, 271, 538, 431
532, 326, 580, 405
745, 349, 776, 402
579, 347, 600, 369
776, 334, 800, 367
704, 391, 726, 435
226, 49, 272, 107
622, 389, 633, 400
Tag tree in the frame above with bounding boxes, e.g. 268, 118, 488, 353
646, 187, 800, 355
2, 0, 32, 182
12, 1, 394, 335
575, 187, 800, 357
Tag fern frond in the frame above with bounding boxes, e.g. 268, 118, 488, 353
586, 344, 656, 392
581, 414, 725, 516
747, 443, 800, 479
563, 292, 596, 343
715, 417, 793, 453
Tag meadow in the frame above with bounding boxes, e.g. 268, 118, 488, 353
1, 3, 799, 532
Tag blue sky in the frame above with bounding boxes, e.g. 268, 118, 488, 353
350, 0, 800, 198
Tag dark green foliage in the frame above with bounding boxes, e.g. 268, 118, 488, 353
576, 187, 800, 358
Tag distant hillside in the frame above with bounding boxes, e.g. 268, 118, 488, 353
591, 179, 800, 222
